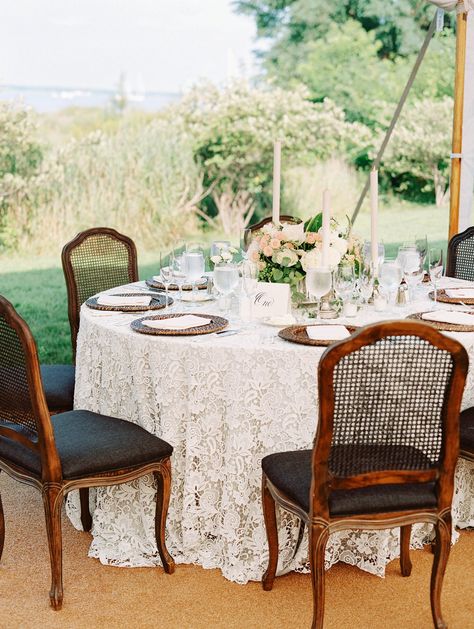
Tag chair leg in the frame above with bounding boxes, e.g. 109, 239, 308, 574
79, 487, 92, 532
42, 483, 64, 610
309, 521, 329, 629
430, 512, 452, 629
262, 475, 279, 591
400, 525, 412, 577
0, 480, 4, 561
154, 461, 175, 574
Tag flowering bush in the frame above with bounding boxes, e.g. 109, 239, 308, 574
248, 214, 361, 291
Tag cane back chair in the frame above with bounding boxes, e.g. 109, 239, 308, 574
446, 226, 474, 281
261, 320, 468, 629
62, 227, 139, 358
0, 295, 174, 609
249, 215, 302, 232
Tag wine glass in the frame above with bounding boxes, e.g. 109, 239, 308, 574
240, 260, 259, 322
214, 263, 240, 312
400, 249, 424, 299
334, 263, 355, 314
159, 251, 173, 310
363, 241, 385, 274
358, 259, 375, 305
240, 228, 252, 260
184, 244, 205, 305
305, 267, 332, 320
379, 260, 403, 308
429, 248, 444, 307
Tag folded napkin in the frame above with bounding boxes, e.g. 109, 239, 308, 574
142, 315, 211, 329
97, 295, 152, 307
421, 311, 474, 326
445, 288, 474, 299
306, 325, 350, 341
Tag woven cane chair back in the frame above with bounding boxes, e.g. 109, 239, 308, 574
447, 226, 474, 281
62, 227, 139, 354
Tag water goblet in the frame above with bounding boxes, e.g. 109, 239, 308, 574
429, 248, 444, 307
214, 263, 240, 312
400, 249, 424, 300
358, 260, 375, 305
305, 267, 332, 320
159, 251, 173, 310
334, 262, 355, 315
240, 260, 259, 322
363, 241, 385, 274
379, 260, 403, 309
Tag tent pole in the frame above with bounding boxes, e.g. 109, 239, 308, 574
449, 2, 468, 239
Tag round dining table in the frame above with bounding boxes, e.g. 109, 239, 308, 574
67, 277, 474, 584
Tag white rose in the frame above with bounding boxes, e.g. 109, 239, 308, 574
328, 247, 342, 268
280, 222, 305, 243
301, 249, 322, 271
221, 250, 233, 261
210, 255, 222, 264
331, 236, 348, 256
274, 248, 299, 267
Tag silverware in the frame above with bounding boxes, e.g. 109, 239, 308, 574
216, 329, 240, 337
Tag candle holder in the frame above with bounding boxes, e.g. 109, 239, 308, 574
319, 291, 338, 319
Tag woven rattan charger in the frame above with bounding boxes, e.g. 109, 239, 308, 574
407, 311, 474, 332
131, 313, 228, 336
279, 324, 359, 347
86, 293, 172, 312
428, 289, 474, 305
146, 278, 208, 291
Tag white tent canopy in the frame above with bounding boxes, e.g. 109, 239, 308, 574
428, 0, 474, 231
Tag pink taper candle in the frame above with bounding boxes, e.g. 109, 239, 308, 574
370, 168, 379, 276
321, 189, 331, 267
272, 140, 281, 225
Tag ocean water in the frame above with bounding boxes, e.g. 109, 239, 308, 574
0, 85, 181, 112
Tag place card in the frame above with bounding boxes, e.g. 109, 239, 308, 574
251, 282, 291, 319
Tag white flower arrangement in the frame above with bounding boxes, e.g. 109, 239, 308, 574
210, 245, 239, 265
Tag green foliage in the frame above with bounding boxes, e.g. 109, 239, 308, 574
382, 97, 453, 206
168, 81, 369, 234
304, 213, 322, 233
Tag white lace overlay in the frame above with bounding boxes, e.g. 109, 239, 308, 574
68, 284, 474, 583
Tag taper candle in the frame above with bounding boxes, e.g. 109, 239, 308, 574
272, 140, 281, 225
370, 168, 379, 276
322, 189, 331, 267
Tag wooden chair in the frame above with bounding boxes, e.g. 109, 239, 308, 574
446, 226, 474, 281
249, 215, 302, 232
62, 227, 139, 358
0, 295, 174, 610
261, 320, 468, 629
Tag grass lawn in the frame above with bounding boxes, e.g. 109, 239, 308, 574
0, 202, 449, 364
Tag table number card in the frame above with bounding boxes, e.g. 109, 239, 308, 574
252, 282, 291, 319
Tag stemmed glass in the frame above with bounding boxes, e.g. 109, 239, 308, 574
214, 263, 240, 312
399, 248, 424, 300
240, 260, 259, 322
379, 260, 403, 309
429, 248, 444, 307
184, 243, 205, 305
363, 241, 385, 275
305, 267, 332, 320
240, 228, 252, 260
358, 260, 375, 305
171, 248, 186, 302
334, 263, 355, 315
159, 251, 173, 310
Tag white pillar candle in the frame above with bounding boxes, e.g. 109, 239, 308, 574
370, 167, 379, 276
272, 140, 281, 225
321, 189, 331, 267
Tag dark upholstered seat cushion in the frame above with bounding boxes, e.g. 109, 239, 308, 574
40, 364, 75, 412
0, 410, 173, 479
262, 449, 437, 517
460, 408, 474, 455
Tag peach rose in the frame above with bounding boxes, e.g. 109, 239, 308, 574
259, 235, 270, 248
263, 246, 273, 257
258, 261, 266, 271
270, 238, 281, 249
250, 250, 260, 262
286, 242, 295, 249
305, 232, 318, 244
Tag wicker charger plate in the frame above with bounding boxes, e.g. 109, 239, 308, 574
278, 324, 359, 347
407, 311, 474, 332
428, 289, 474, 305
130, 312, 228, 336
145, 277, 207, 291
86, 293, 172, 312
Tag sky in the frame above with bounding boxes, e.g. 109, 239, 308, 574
0, 0, 258, 93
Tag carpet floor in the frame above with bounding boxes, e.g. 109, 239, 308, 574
0, 472, 472, 629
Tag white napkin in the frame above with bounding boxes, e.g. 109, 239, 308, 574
445, 288, 474, 299
421, 311, 474, 326
306, 325, 350, 341
97, 295, 152, 307
142, 315, 211, 329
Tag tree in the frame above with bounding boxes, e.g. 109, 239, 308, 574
382, 97, 453, 206
170, 81, 370, 234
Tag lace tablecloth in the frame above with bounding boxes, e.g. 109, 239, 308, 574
68, 279, 474, 583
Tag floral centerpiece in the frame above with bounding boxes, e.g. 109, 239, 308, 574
248, 214, 361, 296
